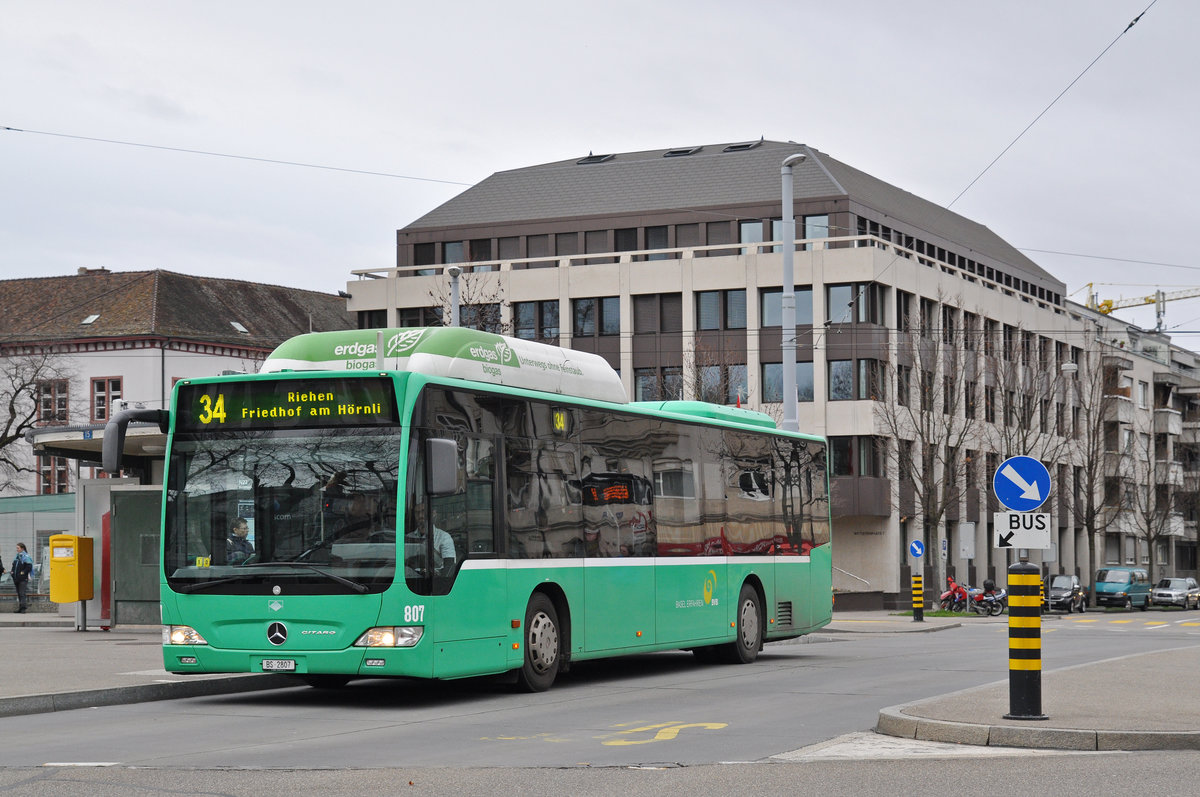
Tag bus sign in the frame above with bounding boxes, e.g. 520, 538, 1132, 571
175, 377, 398, 432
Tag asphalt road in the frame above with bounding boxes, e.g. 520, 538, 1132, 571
4, 617, 1196, 772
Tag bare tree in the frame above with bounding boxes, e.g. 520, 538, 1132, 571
688, 339, 746, 406
425, 270, 510, 335
0, 350, 75, 494
1061, 337, 1126, 592
1126, 411, 1184, 582
874, 293, 980, 596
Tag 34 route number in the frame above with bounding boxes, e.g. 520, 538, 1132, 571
198, 394, 227, 424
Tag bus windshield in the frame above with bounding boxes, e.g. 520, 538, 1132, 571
164, 428, 402, 594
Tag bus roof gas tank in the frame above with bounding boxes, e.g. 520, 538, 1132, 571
262, 327, 628, 405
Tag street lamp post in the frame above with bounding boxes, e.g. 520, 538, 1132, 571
780, 153, 806, 433
446, 265, 463, 327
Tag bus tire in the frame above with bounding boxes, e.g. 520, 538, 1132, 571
724, 583, 763, 664
515, 593, 560, 692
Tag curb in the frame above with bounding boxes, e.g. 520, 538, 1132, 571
875, 704, 1200, 751
824, 621, 962, 634
0, 674, 300, 719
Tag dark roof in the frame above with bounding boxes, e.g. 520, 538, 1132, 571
0, 269, 354, 349
405, 139, 1057, 286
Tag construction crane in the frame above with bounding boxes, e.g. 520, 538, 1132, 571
1084, 283, 1200, 332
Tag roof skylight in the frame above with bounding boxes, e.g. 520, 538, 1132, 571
81, 314, 100, 325
576, 152, 615, 165
230, 321, 249, 333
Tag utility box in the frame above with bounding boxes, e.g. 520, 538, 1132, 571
49, 534, 95, 603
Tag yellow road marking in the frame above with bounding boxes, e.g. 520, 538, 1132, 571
601, 721, 727, 746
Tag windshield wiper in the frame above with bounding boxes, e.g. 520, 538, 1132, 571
175, 574, 263, 594
241, 562, 369, 594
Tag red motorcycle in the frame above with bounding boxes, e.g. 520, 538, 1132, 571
939, 575, 969, 612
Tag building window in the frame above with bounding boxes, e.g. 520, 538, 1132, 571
38, 455, 70, 494
761, 362, 814, 403
828, 283, 886, 325
858, 359, 884, 400
829, 436, 883, 477
646, 226, 670, 260
696, 363, 748, 405
803, 214, 829, 242
91, 377, 122, 423
38, 380, 69, 425
514, 301, 560, 341
399, 306, 443, 328
760, 287, 813, 327
634, 366, 683, 401
739, 220, 764, 254
460, 303, 501, 332
633, 293, 682, 334
696, 289, 746, 330
615, 228, 638, 254
444, 241, 465, 264
829, 360, 854, 401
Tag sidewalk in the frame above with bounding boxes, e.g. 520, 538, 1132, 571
3, 610, 1198, 752
0, 611, 295, 718
824, 610, 1200, 751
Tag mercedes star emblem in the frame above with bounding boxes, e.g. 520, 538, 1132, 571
267, 622, 288, 646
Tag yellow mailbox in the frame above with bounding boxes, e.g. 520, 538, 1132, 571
49, 534, 94, 603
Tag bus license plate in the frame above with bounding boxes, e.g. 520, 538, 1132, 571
262, 659, 295, 672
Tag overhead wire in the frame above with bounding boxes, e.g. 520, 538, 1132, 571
0, 125, 473, 187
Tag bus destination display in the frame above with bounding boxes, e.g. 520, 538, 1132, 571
176, 377, 398, 431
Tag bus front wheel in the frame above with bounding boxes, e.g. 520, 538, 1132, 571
515, 593, 561, 692
725, 584, 763, 664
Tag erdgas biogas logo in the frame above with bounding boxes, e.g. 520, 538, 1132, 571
387, 329, 426, 357
330, 330, 424, 364
468, 342, 517, 367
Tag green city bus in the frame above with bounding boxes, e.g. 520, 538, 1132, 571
105, 327, 831, 691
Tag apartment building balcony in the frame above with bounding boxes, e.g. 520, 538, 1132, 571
1103, 393, 1134, 425
1103, 451, 1128, 479
1181, 416, 1200, 444
1154, 407, 1183, 436
1155, 460, 1184, 487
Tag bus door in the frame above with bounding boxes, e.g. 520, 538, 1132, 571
410, 431, 508, 678
581, 472, 657, 652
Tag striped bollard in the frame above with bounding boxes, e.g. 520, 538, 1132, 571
1004, 560, 1047, 720
912, 574, 924, 622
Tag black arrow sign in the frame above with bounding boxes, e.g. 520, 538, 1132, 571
998, 531, 1015, 548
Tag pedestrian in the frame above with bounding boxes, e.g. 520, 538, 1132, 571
11, 543, 33, 613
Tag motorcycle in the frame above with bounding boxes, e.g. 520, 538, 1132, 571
969, 579, 1008, 616
939, 576, 970, 612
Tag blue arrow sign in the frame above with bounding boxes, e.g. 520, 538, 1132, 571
909, 540, 924, 558
993, 456, 1051, 512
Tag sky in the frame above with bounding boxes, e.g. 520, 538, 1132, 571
3, 0, 1198, 339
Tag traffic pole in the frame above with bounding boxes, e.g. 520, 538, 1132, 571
1004, 559, 1047, 720
911, 574, 924, 622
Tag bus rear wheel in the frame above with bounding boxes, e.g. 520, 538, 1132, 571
724, 584, 763, 664
515, 593, 560, 692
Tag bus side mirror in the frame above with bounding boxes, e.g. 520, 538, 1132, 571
426, 438, 459, 496
102, 408, 169, 474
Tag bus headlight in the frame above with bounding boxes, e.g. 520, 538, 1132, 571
354, 626, 423, 648
164, 625, 208, 646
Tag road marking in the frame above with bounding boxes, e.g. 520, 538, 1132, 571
43, 763, 121, 768
599, 721, 726, 746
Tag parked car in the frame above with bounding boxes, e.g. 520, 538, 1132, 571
1149, 577, 1200, 610
1045, 573, 1087, 613
1092, 567, 1152, 610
